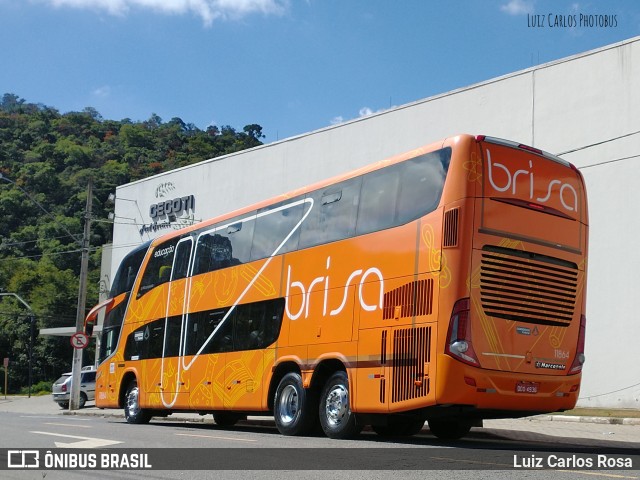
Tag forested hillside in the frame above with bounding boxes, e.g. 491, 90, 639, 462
0, 93, 264, 392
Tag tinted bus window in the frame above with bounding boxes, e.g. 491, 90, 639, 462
251, 200, 305, 261
125, 319, 164, 360
299, 177, 361, 249
147, 320, 164, 359
137, 239, 179, 297
396, 148, 451, 224
189, 300, 285, 355
356, 167, 401, 235
186, 309, 228, 355
193, 216, 255, 276
356, 148, 451, 235
172, 239, 193, 280
163, 316, 182, 357
233, 299, 285, 351
99, 325, 121, 363
98, 299, 129, 363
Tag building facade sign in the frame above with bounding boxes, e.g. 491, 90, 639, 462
149, 194, 195, 221
137, 183, 197, 237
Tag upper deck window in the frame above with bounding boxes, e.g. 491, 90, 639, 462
137, 238, 179, 298
356, 148, 451, 235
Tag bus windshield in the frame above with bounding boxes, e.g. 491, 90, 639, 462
95, 242, 150, 363
110, 242, 150, 297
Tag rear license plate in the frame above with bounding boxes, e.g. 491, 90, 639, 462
515, 381, 539, 394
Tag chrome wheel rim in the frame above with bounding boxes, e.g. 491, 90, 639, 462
324, 384, 348, 427
277, 384, 299, 425
126, 386, 140, 418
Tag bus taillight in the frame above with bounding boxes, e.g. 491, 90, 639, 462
517, 143, 543, 156
569, 314, 587, 374
445, 298, 479, 367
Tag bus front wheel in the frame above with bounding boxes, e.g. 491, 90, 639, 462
319, 371, 361, 439
427, 418, 472, 440
124, 380, 152, 424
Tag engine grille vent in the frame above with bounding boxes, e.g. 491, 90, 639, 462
383, 279, 433, 320
443, 207, 460, 248
379, 330, 388, 404
480, 246, 578, 327
391, 326, 431, 403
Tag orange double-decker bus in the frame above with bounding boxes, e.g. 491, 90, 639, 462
87, 134, 588, 439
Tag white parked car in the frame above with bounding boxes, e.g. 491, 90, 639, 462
51, 366, 96, 409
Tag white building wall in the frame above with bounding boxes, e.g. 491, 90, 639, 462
112, 36, 640, 409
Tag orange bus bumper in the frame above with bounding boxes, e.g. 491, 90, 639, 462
435, 354, 581, 413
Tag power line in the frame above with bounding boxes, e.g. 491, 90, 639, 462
579, 380, 640, 400
0, 239, 146, 263
0, 309, 76, 323
556, 129, 640, 156
578, 153, 640, 170
0, 233, 80, 248
0, 247, 100, 263
0, 174, 83, 246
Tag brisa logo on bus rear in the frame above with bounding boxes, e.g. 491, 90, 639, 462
486, 149, 578, 213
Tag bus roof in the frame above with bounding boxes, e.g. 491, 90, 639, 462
146, 134, 460, 247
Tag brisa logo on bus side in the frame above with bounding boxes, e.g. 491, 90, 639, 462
285, 257, 384, 320
486, 150, 578, 213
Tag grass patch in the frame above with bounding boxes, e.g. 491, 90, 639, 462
553, 408, 640, 418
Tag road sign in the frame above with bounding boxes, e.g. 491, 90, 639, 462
70, 332, 89, 350
3, 357, 8, 368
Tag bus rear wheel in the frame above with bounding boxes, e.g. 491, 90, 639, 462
319, 371, 361, 439
124, 380, 152, 424
274, 372, 317, 436
427, 418, 472, 440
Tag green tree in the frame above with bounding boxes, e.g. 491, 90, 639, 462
0, 92, 264, 390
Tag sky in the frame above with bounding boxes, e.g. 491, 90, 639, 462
0, 0, 639, 144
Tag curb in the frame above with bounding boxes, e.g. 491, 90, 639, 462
531, 414, 640, 426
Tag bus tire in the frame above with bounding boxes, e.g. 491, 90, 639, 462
274, 372, 316, 436
319, 371, 361, 439
123, 380, 152, 424
427, 418, 472, 440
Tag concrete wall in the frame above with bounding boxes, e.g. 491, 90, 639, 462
112, 36, 640, 409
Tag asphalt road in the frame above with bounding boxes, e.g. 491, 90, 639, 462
0, 396, 638, 480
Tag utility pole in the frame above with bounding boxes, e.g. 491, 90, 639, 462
70, 179, 93, 410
